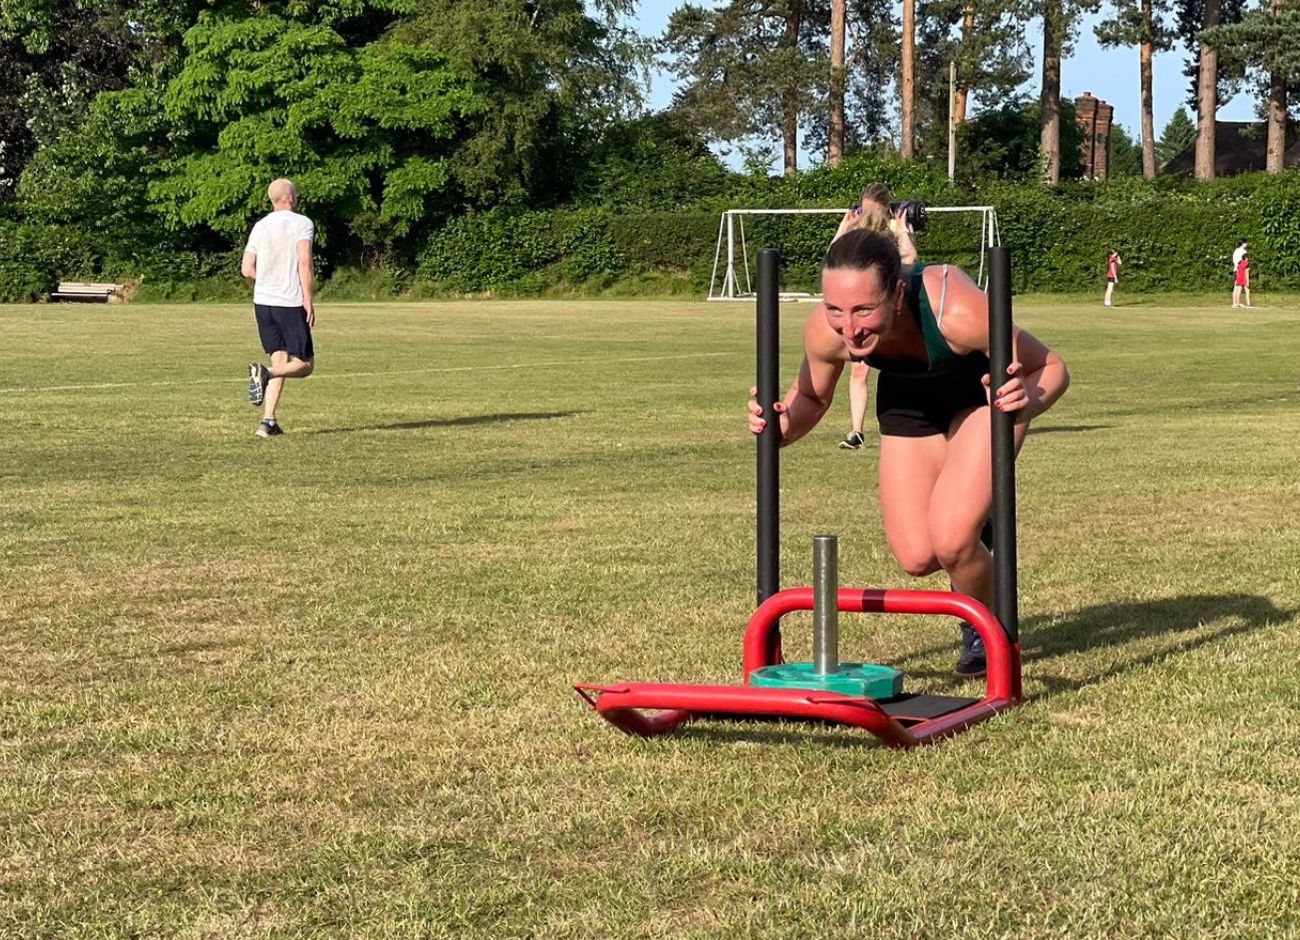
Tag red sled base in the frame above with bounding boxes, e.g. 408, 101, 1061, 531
575, 587, 1023, 749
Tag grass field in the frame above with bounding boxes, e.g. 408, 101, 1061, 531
2, 295, 1299, 939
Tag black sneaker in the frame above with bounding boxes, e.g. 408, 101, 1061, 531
954, 622, 986, 678
248, 363, 269, 406
254, 419, 283, 438
838, 431, 865, 450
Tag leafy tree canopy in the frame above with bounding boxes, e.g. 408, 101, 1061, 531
661, 1, 831, 171
392, 0, 647, 207
961, 95, 1086, 180
1203, 5, 1300, 83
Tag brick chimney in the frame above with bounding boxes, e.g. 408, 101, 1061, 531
1075, 92, 1114, 179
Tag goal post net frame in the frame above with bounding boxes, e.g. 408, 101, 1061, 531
706, 206, 1001, 302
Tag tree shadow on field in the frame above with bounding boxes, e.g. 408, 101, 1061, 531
309, 411, 578, 435
1027, 424, 1114, 435
898, 593, 1294, 700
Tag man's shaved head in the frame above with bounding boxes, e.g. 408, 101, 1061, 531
267, 178, 298, 206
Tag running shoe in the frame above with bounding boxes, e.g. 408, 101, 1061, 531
248, 363, 269, 406
955, 622, 987, 678
838, 431, 865, 450
254, 419, 283, 438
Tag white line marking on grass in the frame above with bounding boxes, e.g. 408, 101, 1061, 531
0, 352, 735, 395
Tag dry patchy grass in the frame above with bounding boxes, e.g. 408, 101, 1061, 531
1, 297, 1298, 938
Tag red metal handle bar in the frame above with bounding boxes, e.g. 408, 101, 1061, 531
741, 587, 1017, 702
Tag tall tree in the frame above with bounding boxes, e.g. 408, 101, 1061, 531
917, 0, 1031, 152
662, 1, 830, 176
1040, 0, 1064, 182
830, 0, 846, 163
915, 0, 1034, 130
902, 0, 917, 156
1195, 0, 1221, 178
1096, 0, 1176, 178
1154, 104, 1197, 165
1266, 0, 1287, 172
1175, 0, 1247, 179
842, 0, 900, 147
1038, 0, 1099, 184
1204, 0, 1300, 174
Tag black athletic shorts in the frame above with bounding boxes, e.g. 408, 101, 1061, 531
254, 304, 314, 360
876, 368, 988, 437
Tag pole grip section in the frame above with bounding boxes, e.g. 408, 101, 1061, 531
756, 249, 780, 609
812, 535, 839, 674
986, 246, 1019, 644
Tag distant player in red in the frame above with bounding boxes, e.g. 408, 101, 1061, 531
1103, 250, 1121, 307
1233, 245, 1252, 308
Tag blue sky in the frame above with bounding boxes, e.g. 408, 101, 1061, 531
631, 2, 1257, 167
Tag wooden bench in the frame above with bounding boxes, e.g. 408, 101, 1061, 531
51, 281, 124, 303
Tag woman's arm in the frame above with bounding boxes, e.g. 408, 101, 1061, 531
934, 266, 1070, 423
996, 327, 1070, 423
891, 211, 918, 264
747, 310, 846, 444
831, 209, 858, 243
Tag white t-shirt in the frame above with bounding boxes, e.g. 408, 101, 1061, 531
1232, 245, 1247, 270
245, 210, 315, 307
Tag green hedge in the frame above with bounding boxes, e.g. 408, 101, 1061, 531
7, 162, 1300, 300
412, 169, 1300, 296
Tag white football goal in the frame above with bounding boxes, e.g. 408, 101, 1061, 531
706, 205, 1001, 301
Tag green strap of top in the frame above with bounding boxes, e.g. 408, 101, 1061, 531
908, 263, 956, 369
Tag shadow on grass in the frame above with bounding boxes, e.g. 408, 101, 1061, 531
898, 593, 1294, 700
1027, 424, 1114, 435
642, 593, 1292, 747
308, 411, 578, 435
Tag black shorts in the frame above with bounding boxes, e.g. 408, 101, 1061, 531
876, 369, 988, 437
254, 304, 314, 360
1107, 276, 1117, 283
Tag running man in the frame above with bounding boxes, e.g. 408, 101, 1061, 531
746, 229, 1070, 677
241, 178, 316, 437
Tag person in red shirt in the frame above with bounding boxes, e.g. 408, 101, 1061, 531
1233, 249, 1252, 308
1103, 249, 1121, 307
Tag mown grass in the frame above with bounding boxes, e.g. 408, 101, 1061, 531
1, 295, 1298, 939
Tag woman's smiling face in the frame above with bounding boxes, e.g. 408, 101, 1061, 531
821, 266, 905, 358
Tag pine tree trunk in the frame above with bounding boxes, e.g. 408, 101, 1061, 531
1195, 0, 1220, 181
781, 0, 804, 176
954, 85, 969, 126
830, 0, 846, 165
1140, 0, 1156, 179
901, 0, 915, 158
954, 3, 975, 125
783, 109, 798, 176
1267, 0, 1286, 174
1040, 0, 1062, 184
1267, 72, 1286, 174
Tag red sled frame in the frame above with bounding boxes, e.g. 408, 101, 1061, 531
576, 246, 1024, 749
575, 587, 1023, 749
